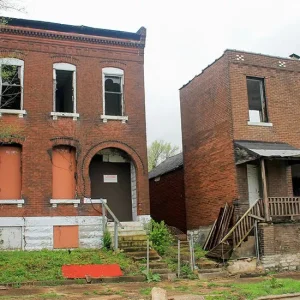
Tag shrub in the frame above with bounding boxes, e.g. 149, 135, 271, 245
149, 220, 173, 255
103, 230, 112, 250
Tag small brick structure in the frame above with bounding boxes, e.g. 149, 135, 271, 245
259, 222, 300, 271
149, 153, 186, 232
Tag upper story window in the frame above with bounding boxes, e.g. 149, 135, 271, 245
0, 58, 25, 117
101, 67, 128, 123
247, 77, 268, 123
52, 63, 78, 120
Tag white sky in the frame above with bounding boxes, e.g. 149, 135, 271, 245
4, 0, 300, 148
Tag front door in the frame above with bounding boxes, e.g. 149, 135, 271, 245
247, 164, 261, 206
89, 155, 132, 221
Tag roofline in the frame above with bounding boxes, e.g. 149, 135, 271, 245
149, 164, 183, 180
0, 17, 146, 48
179, 51, 226, 90
180, 49, 300, 91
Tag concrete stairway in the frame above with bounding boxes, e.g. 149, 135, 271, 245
107, 221, 175, 278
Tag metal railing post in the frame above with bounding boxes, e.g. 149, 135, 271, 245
114, 221, 118, 251
102, 201, 106, 237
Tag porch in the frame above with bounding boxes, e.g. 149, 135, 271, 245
234, 140, 300, 220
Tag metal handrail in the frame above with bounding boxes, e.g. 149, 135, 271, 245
90, 198, 124, 251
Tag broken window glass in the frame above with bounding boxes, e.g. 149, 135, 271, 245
55, 70, 74, 113
1, 65, 22, 110
247, 77, 268, 122
105, 76, 122, 116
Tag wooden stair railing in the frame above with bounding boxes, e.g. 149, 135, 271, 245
206, 198, 265, 259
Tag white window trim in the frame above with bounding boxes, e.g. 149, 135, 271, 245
83, 198, 107, 204
247, 121, 273, 127
0, 199, 24, 208
52, 63, 77, 119
102, 67, 128, 122
0, 58, 26, 116
50, 199, 80, 208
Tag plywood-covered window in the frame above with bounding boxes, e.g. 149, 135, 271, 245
52, 146, 76, 199
0, 145, 22, 199
53, 225, 79, 249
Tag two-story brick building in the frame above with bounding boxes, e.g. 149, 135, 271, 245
180, 50, 300, 238
0, 17, 150, 250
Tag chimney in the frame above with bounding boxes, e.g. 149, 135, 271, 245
289, 53, 300, 60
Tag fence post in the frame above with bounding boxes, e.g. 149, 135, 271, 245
178, 239, 181, 278
147, 238, 150, 277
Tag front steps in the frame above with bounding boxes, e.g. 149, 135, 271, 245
107, 221, 175, 278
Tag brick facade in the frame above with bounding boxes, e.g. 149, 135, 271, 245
0, 20, 149, 221
180, 50, 300, 230
149, 168, 186, 232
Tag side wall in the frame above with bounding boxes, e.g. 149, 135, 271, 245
149, 168, 186, 232
180, 54, 237, 230
259, 222, 300, 271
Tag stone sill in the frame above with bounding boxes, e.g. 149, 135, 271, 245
50, 199, 80, 208
247, 121, 273, 127
0, 199, 24, 207
50, 112, 79, 120
100, 115, 128, 123
83, 198, 107, 204
0, 109, 27, 118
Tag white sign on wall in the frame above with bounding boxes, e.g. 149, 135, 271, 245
103, 175, 118, 183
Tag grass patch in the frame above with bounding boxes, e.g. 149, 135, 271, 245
140, 287, 152, 295
231, 278, 300, 300
39, 293, 64, 299
0, 248, 139, 284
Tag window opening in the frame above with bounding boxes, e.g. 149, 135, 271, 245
0, 64, 22, 110
55, 70, 74, 113
105, 75, 122, 116
247, 77, 268, 122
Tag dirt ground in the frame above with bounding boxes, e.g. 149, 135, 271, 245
1, 275, 300, 300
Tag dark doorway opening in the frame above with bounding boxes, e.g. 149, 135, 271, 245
89, 154, 132, 221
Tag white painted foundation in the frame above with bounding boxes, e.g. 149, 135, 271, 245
0, 216, 104, 250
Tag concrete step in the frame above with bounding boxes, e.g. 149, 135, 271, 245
108, 230, 147, 236
141, 262, 169, 269
107, 226, 145, 232
198, 268, 223, 274
107, 221, 143, 227
197, 271, 228, 280
119, 235, 148, 241
121, 246, 148, 252
119, 240, 148, 247
133, 256, 161, 262
150, 268, 171, 274
126, 250, 159, 258
197, 259, 220, 269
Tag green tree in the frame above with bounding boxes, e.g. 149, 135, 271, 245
147, 140, 179, 171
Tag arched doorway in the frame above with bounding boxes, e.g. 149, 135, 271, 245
89, 148, 137, 221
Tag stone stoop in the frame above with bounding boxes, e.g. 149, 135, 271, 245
107, 221, 175, 278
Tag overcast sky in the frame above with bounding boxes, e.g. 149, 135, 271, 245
4, 0, 300, 148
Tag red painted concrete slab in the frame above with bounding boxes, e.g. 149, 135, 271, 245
62, 264, 123, 279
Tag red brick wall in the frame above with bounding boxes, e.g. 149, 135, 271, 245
180, 54, 238, 229
0, 26, 149, 217
228, 51, 300, 147
149, 168, 186, 232
259, 223, 300, 256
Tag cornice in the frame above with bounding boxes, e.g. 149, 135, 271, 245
0, 26, 145, 49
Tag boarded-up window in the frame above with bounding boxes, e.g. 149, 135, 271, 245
0, 146, 22, 199
52, 146, 76, 199
53, 225, 79, 249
